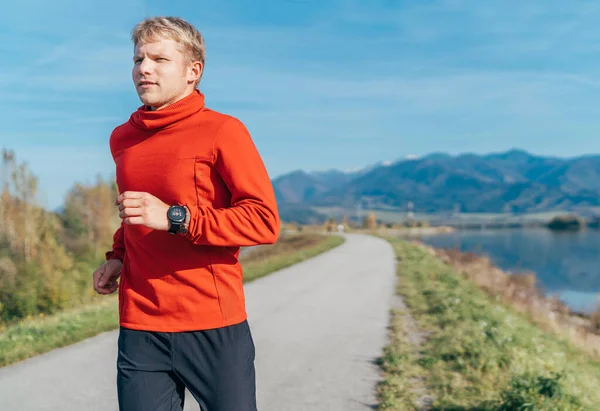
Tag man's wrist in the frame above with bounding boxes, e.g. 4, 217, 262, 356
105, 251, 124, 263
167, 204, 190, 234
178, 205, 191, 234
167, 205, 190, 235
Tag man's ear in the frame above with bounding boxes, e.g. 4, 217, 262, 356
189, 61, 203, 84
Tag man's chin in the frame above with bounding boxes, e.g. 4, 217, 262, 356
138, 94, 160, 108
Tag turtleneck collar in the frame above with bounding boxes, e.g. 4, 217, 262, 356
129, 89, 205, 131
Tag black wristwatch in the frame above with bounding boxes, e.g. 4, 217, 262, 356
167, 205, 187, 235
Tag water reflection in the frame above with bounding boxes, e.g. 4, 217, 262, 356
415, 228, 600, 313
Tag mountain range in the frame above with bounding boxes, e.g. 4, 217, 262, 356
271, 149, 600, 223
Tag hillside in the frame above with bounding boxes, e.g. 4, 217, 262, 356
272, 149, 600, 218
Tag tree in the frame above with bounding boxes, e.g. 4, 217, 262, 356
60, 175, 120, 258
363, 212, 377, 230
0, 148, 42, 261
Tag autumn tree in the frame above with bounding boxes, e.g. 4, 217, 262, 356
0, 149, 78, 321
60, 175, 120, 259
362, 211, 377, 230
0, 148, 42, 262
0, 149, 121, 323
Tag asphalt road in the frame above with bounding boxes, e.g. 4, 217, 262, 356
0, 233, 397, 411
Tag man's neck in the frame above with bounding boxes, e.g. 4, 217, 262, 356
149, 88, 197, 111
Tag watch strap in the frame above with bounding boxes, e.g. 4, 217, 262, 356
168, 221, 181, 235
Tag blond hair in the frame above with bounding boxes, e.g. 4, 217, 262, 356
131, 16, 206, 85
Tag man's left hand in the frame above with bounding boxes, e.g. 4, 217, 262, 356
116, 191, 170, 231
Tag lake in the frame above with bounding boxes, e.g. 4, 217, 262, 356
412, 228, 600, 314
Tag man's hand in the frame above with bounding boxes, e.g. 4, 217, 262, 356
116, 191, 170, 231
93, 259, 123, 295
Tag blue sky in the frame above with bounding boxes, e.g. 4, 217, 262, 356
2, 0, 600, 209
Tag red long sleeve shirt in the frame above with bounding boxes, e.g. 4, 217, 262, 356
105, 90, 280, 332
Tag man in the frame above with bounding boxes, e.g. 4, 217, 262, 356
92, 16, 280, 411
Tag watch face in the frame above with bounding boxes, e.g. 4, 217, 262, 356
168, 206, 186, 223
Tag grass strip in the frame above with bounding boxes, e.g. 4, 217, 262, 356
0, 233, 344, 368
378, 238, 600, 410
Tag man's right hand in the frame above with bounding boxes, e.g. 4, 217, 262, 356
93, 259, 123, 295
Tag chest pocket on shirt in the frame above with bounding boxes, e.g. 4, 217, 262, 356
194, 156, 217, 206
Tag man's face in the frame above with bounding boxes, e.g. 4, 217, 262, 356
132, 38, 198, 110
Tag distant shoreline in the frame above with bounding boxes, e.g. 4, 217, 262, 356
311, 205, 600, 232
382, 226, 456, 236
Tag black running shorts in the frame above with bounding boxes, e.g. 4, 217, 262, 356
116, 320, 257, 411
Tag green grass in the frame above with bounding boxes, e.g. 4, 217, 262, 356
0, 232, 344, 368
242, 233, 344, 282
378, 238, 600, 410
0, 297, 119, 367
377, 309, 427, 410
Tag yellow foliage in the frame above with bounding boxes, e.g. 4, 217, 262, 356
363, 212, 377, 229
0, 149, 121, 323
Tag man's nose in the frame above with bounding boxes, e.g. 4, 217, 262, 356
137, 58, 153, 75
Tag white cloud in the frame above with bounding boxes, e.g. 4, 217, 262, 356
5, 0, 600, 207
343, 166, 364, 173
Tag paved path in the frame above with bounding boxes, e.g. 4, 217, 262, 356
0, 233, 397, 411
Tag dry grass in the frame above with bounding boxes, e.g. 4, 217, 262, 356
240, 232, 328, 264
240, 233, 344, 283
417, 242, 600, 359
